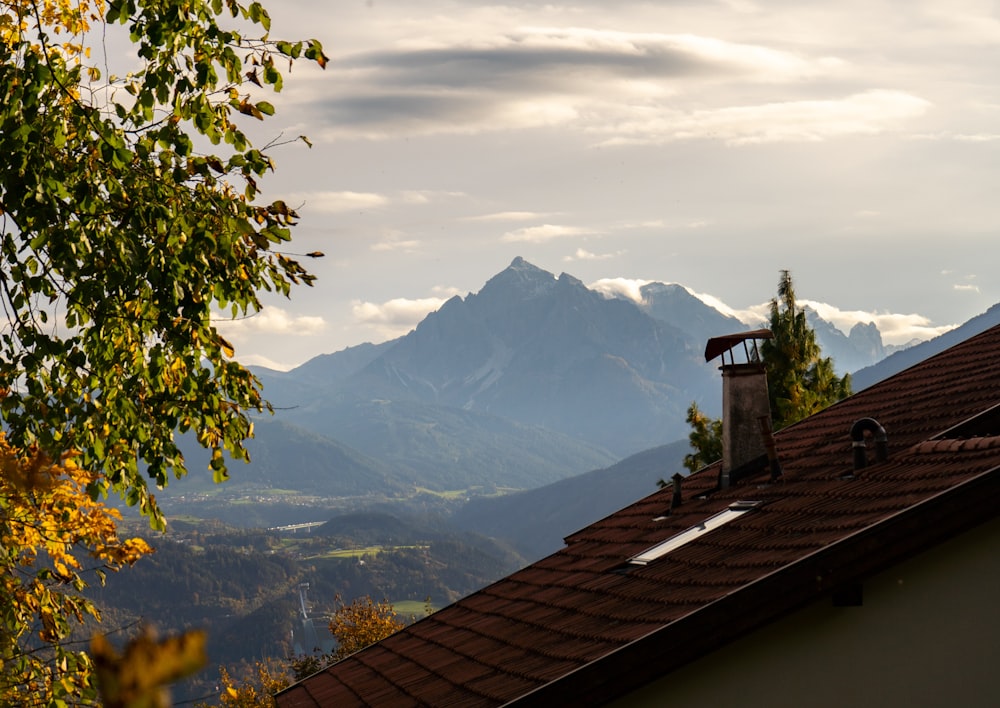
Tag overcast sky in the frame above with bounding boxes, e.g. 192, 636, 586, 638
208, 0, 999, 370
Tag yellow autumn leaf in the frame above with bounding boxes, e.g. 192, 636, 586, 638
219, 335, 235, 358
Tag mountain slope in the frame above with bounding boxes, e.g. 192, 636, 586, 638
326, 258, 717, 456
637, 282, 745, 346
852, 302, 1000, 390
162, 417, 407, 497
275, 393, 617, 491
804, 309, 887, 375
212, 257, 943, 502
450, 440, 690, 560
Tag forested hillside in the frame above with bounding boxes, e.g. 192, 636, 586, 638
87, 516, 524, 703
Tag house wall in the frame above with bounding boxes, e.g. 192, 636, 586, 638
613, 515, 1000, 708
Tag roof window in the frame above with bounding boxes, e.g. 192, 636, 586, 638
627, 501, 762, 566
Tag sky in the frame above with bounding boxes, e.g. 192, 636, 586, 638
203, 0, 999, 370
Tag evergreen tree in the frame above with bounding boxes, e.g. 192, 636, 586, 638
762, 270, 852, 427
681, 270, 851, 472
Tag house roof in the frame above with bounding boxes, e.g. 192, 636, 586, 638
277, 324, 1000, 708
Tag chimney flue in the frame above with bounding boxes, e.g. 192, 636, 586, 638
670, 473, 683, 509
705, 330, 775, 487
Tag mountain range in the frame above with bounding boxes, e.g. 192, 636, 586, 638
161, 257, 983, 514
449, 280, 1000, 557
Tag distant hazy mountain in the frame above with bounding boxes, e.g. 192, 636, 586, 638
308, 257, 719, 456
852, 302, 1000, 390
198, 256, 942, 504
805, 309, 887, 375
276, 393, 617, 491
451, 440, 691, 561
285, 340, 395, 388
160, 417, 409, 498
249, 341, 394, 409
605, 280, 897, 376
634, 282, 745, 347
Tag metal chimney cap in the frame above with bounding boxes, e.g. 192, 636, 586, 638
704, 329, 773, 363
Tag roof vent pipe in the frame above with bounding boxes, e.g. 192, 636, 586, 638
670, 473, 683, 510
850, 418, 888, 471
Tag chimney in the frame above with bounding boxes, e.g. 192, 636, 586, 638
705, 330, 775, 487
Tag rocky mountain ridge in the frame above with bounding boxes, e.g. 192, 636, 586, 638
166, 257, 929, 512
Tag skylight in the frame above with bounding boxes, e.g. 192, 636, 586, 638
628, 501, 762, 566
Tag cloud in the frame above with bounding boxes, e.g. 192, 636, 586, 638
564, 248, 619, 261
950, 273, 979, 294
431, 285, 464, 298
652, 294, 955, 346
589, 277, 650, 303
214, 306, 326, 339
464, 211, 552, 222
800, 300, 955, 345
401, 190, 466, 204
236, 354, 297, 372
345, 28, 827, 92
594, 90, 932, 146
371, 237, 422, 252
501, 224, 593, 243
313, 27, 855, 140
290, 191, 389, 213
949, 133, 1000, 142
900, 131, 1000, 143
685, 289, 755, 321
351, 296, 447, 337
618, 219, 666, 229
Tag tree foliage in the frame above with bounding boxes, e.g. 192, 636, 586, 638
199, 595, 408, 707
91, 625, 207, 708
682, 271, 852, 472
761, 270, 851, 427
0, 0, 326, 527
0, 433, 153, 705
209, 660, 290, 708
681, 402, 722, 473
1, 0, 326, 702
328, 595, 405, 661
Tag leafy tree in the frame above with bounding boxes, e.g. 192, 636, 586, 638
682, 270, 851, 472
0, 434, 153, 705
681, 402, 722, 473
91, 625, 208, 708
1, 0, 326, 702
0, 0, 326, 526
208, 660, 291, 708
201, 595, 408, 706
329, 595, 405, 661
